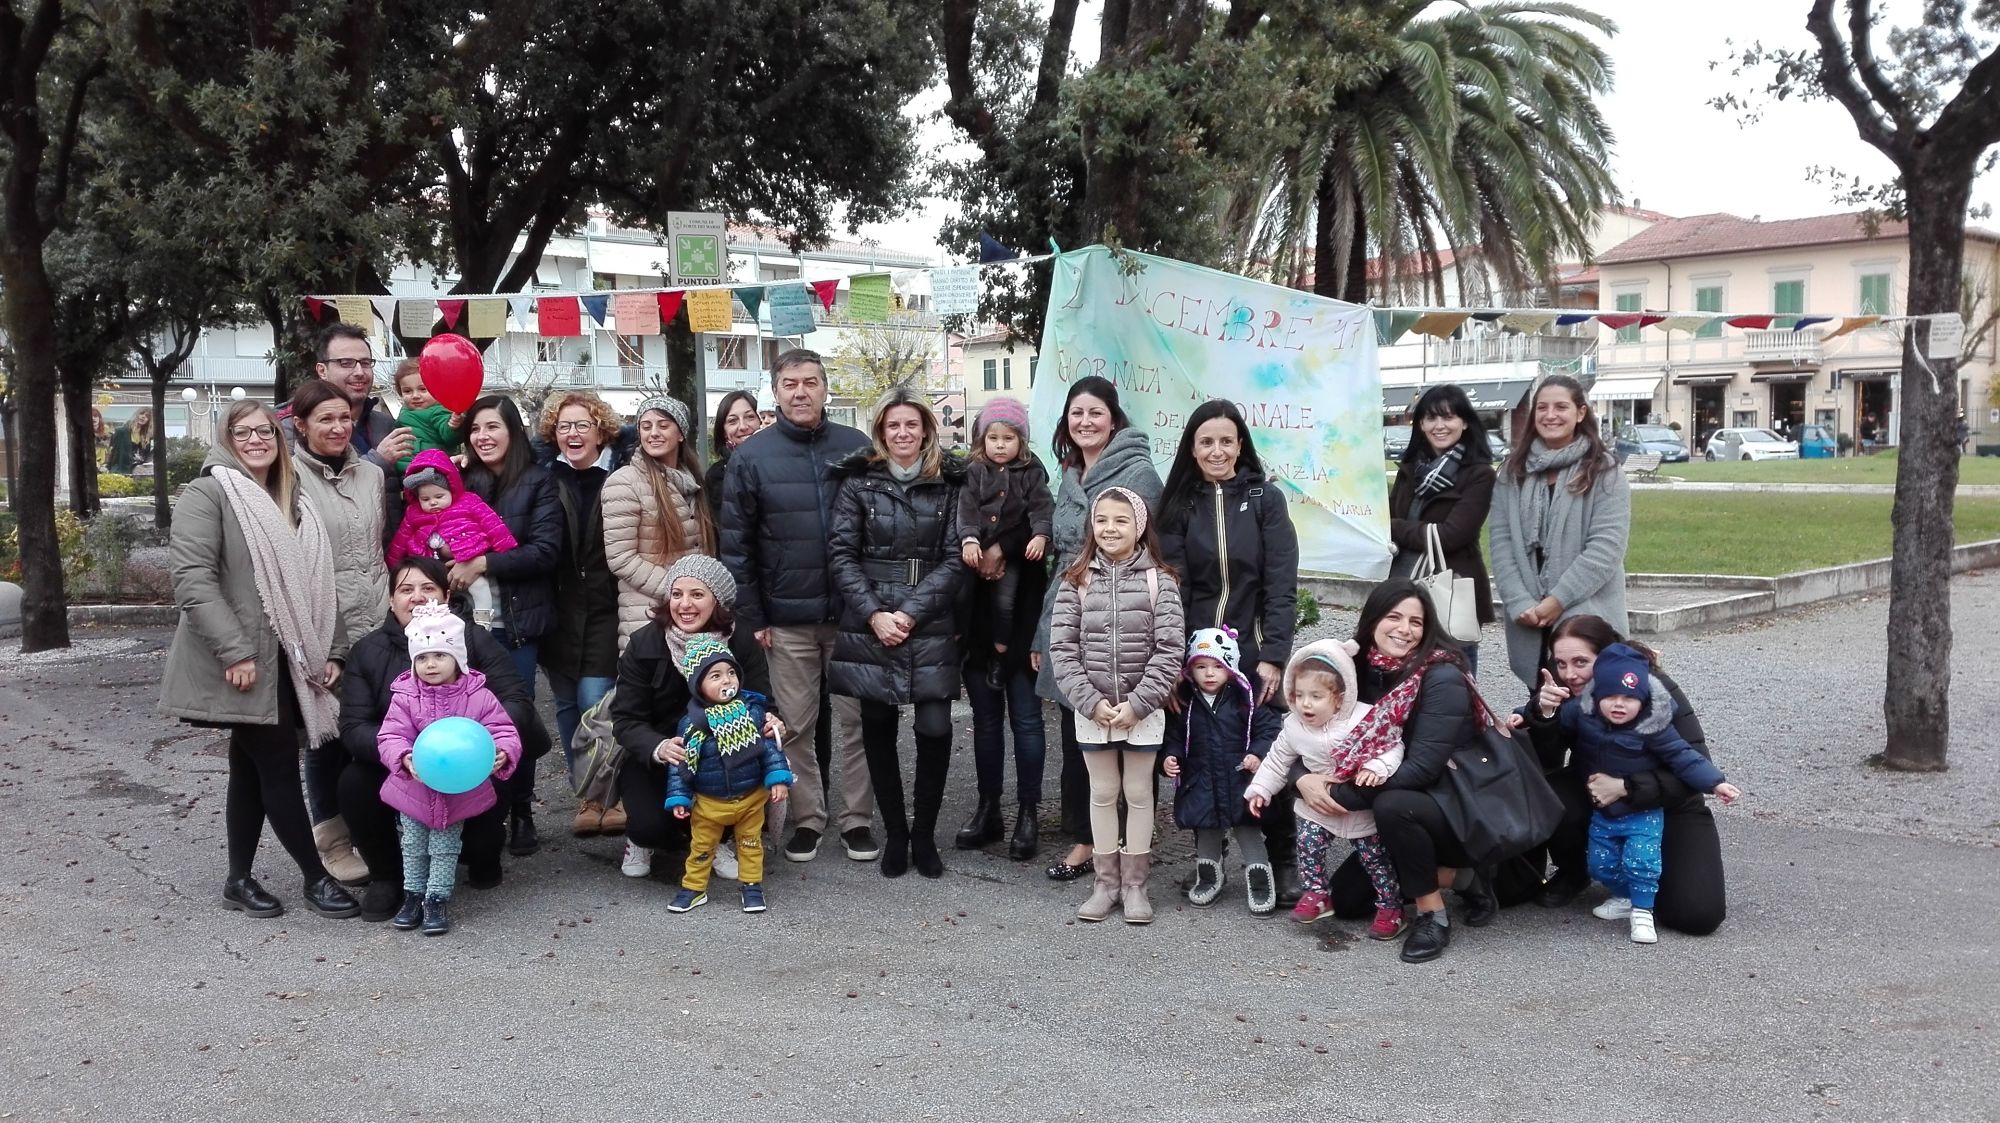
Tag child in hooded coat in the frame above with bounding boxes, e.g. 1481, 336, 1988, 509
1162, 626, 1284, 913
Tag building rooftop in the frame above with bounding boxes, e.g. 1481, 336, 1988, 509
1595, 210, 1999, 264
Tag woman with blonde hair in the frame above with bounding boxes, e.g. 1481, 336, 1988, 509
159, 400, 359, 920
108, 408, 155, 474
826, 387, 970, 879
602, 395, 715, 651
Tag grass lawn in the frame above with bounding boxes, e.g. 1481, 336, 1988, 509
1623, 492, 2000, 575
1666, 453, 2000, 486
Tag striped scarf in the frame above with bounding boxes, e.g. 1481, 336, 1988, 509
686, 697, 760, 771
209, 466, 341, 744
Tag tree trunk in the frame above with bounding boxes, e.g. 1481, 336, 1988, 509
665, 320, 699, 454
61, 369, 99, 517
151, 366, 171, 529
1879, 157, 1971, 772
1312, 163, 1338, 298
0, 246, 72, 651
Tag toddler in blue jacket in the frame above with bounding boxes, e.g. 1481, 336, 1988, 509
1557, 644, 1740, 944
664, 634, 793, 915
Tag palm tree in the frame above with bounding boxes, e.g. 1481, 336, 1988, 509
1241, 1, 1618, 306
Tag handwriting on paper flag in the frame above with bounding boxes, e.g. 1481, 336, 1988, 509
931, 266, 980, 315
538, 297, 582, 336
1926, 312, 1964, 359
768, 284, 817, 336
687, 288, 734, 333
614, 292, 660, 335
336, 296, 374, 329
847, 273, 892, 322
467, 299, 506, 338
397, 299, 437, 338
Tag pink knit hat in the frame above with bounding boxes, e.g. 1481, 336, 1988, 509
975, 397, 1030, 443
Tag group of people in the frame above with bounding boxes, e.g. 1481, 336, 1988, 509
158, 324, 1736, 960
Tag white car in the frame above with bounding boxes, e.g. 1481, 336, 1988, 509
1704, 427, 1800, 461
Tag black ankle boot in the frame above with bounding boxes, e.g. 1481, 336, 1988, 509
508, 806, 540, 857
303, 875, 360, 918
911, 834, 944, 879
421, 894, 451, 936
954, 797, 1004, 850
391, 890, 425, 930
222, 874, 283, 918
358, 880, 401, 922
1538, 871, 1590, 908
1458, 868, 1499, 927
880, 827, 911, 878
1007, 803, 1039, 860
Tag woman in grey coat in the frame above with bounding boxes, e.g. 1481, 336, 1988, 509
1029, 376, 1163, 880
160, 400, 360, 921
828, 389, 969, 880
1489, 375, 1631, 687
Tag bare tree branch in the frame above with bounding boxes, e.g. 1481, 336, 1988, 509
1806, 0, 1903, 156
1844, 0, 1913, 134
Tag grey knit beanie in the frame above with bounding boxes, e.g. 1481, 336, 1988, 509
636, 395, 692, 440
665, 552, 737, 608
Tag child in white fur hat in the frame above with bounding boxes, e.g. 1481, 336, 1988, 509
1162, 626, 1286, 912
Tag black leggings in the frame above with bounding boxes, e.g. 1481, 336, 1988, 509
860, 699, 953, 837
619, 761, 692, 852
1371, 788, 1474, 898
1545, 770, 1727, 935
337, 758, 505, 885
224, 680, 326, 882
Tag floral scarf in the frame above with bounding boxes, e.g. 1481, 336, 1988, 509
1325, 647, 1484, 780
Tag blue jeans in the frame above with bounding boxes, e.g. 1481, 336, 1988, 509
490, 630, 540, 809
965, 663, 1047, 805
488, 630, 540, 704
547, 670, 614, 781
1589, 807, 1666, 909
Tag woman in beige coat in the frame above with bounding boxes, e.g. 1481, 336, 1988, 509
287, 378, 387, 882
160, 401, 360, 921
601, 396, 714, 650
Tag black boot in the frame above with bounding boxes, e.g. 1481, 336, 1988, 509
222, 874, 283, 918
1538, 870, 1591, 908
1457, 867, 1499, 927
911, 835, 944, 879
358, 880, 401, 923
1007, 803, 1039, 860
879, 825, 911, 879
1273, 862, 1303, 907
391, 890, 425, 930
508, 806, 540, 857
303, 875, 360, 918
910, 733, 950, 878
954, 797, 1004, 850
421, 894, 451, 936
1400, 911, 1452, 963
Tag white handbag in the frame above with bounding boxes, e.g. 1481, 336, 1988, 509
1411, 523, 1481, 644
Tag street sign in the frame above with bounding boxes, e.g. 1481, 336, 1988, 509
668, 212, 729, 287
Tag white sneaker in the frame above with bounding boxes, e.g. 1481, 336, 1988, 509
712, 841, 740, 881
1629, 908, 1658, 944
1592, 896, 1633, 920
620, 841, 654, 878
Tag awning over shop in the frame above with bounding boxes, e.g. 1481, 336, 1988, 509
1751, 371, 1815, 383
1586, 375, 1661, 401
1382, 378, 1533, 415
1672, 372, 1737, 386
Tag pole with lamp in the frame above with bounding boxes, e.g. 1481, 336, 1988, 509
182, 383, 246, 445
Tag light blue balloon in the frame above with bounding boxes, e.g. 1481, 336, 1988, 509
412, 716, 496, 795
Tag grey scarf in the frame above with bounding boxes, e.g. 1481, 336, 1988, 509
1516, 437, 1594, 566
887, 458, 923, 484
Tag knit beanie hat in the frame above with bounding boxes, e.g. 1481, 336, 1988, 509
1095, 486, 1149, 538
679, 632, 741, 699
404, 601, 467, 671
1591, 643, 1651, 702
402, 464, 450, 495
665, 553, 737, 610
636, 395, 691, 440
975, 397, 1030, 444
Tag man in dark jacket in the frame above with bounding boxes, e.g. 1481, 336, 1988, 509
718, 349, 877, 864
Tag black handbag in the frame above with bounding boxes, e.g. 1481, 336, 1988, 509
1433, 679, 1565, 866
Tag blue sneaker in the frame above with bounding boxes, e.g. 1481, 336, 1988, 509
741, 884, 767, 913
667, 888, 706, 913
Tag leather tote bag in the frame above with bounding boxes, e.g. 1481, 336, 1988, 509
1432, 678, 1564, 866
1411, 523, 1480, 644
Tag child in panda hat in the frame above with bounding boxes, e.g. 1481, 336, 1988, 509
1161, 626, 1285, 913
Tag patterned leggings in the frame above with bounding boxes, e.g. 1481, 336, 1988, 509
1588, 808, 1665, 910
1297, 819, 1400, 911
398, 815, 464, 899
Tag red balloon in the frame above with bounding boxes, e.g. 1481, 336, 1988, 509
419, 334, 485, 414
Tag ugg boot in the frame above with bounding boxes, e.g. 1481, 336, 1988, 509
1077, 852, 1123, 922
1120, 851, 1155, 925
312, 817, 370, 884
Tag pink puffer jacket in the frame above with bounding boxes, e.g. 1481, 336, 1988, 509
375, 668, 522, 830
386, 449, 519, 566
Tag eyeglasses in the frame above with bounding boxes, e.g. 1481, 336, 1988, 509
229, 425, 278, 442
324, 358, 377, 372
555, 420, 597, 434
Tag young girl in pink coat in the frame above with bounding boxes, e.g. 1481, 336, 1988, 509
376, 602, 521, 935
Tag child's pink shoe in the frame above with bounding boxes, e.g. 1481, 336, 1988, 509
1369, 906, 1407, 940
1290, 890, 1332, 924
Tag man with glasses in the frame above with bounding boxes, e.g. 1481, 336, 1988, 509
281, 323, 416, 470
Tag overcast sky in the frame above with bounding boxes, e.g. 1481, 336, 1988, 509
853, 1, 1998, 259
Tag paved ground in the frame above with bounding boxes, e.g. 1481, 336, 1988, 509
3, 576, 1998, 1122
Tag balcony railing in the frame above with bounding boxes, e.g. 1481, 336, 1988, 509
1743, 329, 1823, 365
1433, 334, 1597, 367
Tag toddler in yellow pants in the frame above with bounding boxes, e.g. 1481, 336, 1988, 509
665, 634, 793, 914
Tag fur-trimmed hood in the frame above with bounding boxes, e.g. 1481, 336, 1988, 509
1283, 638, 1361, 725
829, 444, 970, 483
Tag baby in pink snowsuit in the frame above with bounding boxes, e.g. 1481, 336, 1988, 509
386, 449, 517, 568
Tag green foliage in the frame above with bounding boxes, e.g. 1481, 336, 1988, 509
1296, 587, 1322, 628
95, 472, 145, 498
3, 509, 89, 586
165, 437, 208, 490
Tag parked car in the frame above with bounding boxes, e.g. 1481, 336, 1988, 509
1614, 424, 1690, 463
1488, 432, 1511, 463
1383, 424, 1412, 461
1704, 427, 1800, 461
1798, 423, 1837, 459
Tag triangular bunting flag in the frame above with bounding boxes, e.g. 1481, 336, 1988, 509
1595, 314, 1641, 330
1725, 315, 1774, 329
810, 278, 839, 312
734, 285, 764, 323
580, 294, 610, 326
1470, 310, 1504, 322
1498, 310, 1560, 334
304, 297, 328, 323
1555, 312, 1596, 326
1821, 315, 1881, 340
438, 299, 465, 330
978, 232, 1020, 263
538, 296, 582, 336
1410, 311, 1471, 339
509, 296, 536, 327
657, 290, 686, 325
1373, 310, 1421, 344
369, 296, 397, 326
1655, 314, 1714, 334
1791, 316, 1832, 332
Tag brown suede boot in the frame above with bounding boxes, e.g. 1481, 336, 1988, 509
313, 816, 370, 884
571, 800, 604, 837
597, 800, 628, 835
1121, 851, 1154, 925
1077, 852, 1123, 922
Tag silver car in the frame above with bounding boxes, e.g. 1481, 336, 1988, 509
1704, 427, 1800, 461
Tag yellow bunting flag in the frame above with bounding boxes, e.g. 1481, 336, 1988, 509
467, 299, 507, 338
1497, 310, 1559, 334
1820, 315, 1882, 340
1410, 311, 1472, 339
687, 287, 735, 333
613, 292, 660, 335
847, 273, 892, 322
335, 295, 374, 328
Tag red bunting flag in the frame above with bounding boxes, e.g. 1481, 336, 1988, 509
304, 296, 328, 322
1637, 315, 1665, 329
538, 296, 581, 336
1725, 315, 1774, 329
1596, 314, 1641, 330
811, 278, 839, 313
438, 299, 466, 330
657, 290, 686, 325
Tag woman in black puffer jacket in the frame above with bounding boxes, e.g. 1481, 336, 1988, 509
827, 388, 969, 880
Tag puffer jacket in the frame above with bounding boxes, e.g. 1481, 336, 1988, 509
1034, 425, 1163, 701
1523, 667, 1714, 815
1248, 639, 1387, 838
1157, 467, 1300, 674
826, 449, 969, 705
1047, 546, 1184, 722
541, 448, 627, 681
292, 444, 389, 654
601, 457, 707, 649
1388, 451, 1497, 625
386, 449, 518, 566
465, 463, 563, 641
374, 668, 523, 830
718, 411, 871, 634
611, 622, 771, 768
159, 446, 350, 727
665, 690, 794, 809
1164, 671, 1284, 830
1556, 675, 1726, 818
339, 610, 551, 768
